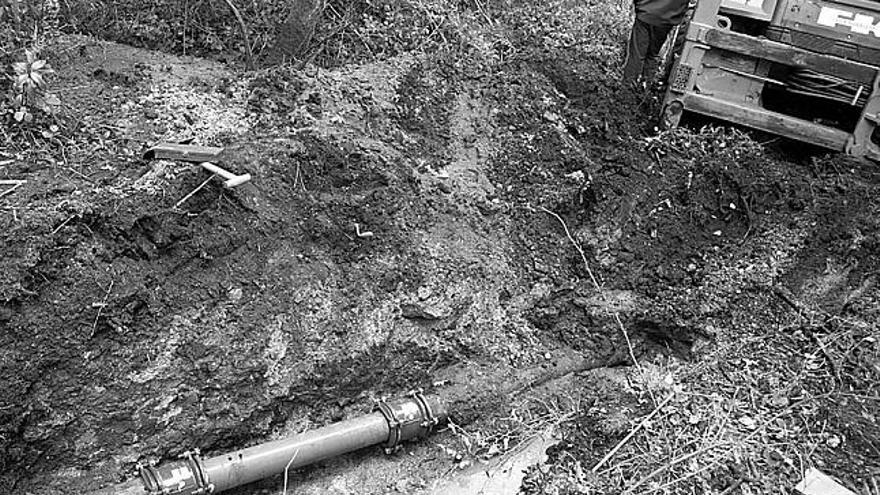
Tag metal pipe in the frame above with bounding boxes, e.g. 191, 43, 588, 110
138, 393, 447, 495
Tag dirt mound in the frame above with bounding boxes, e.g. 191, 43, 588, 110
2, 31, 629, 493
2, 1, 879, 494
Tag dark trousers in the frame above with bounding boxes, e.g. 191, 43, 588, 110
622, 18, 673, 85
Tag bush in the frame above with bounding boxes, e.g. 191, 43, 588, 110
60, 0, 303, 62
58, 0, 469, 67
1, 2, 61, 131
2, 49, 60, 136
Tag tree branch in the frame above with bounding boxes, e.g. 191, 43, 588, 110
221, 0, 254, 69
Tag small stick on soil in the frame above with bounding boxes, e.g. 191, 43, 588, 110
592, 393, 674, 473
622, 440, 730, 495
90, 281, 115, 337
539, 206, 601, 290
772, 287, 841, 382
293, 162, 302, 191
772, 286, 805, 315
473, 0, 494, 24
647, 458, 724, 494
175, 175, 214, 210
51, 215, 76, 235
615, 312, 644, 375
281, 449, 300, 495
718, 477, 746, 495
292, 161, 307, 192
540, 206, 653, 401
355, 27, 379, 57
621, 394, 829, 495
0, 180, 26, 200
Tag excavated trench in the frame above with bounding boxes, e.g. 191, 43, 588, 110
5, 1, 880, 493
1, 34, 686, 495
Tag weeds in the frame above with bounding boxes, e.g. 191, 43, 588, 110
443, 395, 584, 465
8, 49, 59, 124
1, 0, 63, 136
57, 0, 480, 67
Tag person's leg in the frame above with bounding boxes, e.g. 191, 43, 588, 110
641, 24, 673, 83
622, 18, 651, 86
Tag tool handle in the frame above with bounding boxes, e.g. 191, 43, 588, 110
200, 162, 235, 180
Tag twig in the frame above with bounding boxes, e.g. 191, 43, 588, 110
293, 161, 308, 192
615, 312, 643, 375
292, 162, 303, 192
472, 0, 494, 24
297, 5, 357, 69
621, 394, 829, 495
222, 0, 254, 69
183, 0, 189, 56
349, 24, 377, 59
772, 286, 841, 382
647, 458, 723, 494
592, 393, 674, 472
540, 206, 653, 401
772, 286, 803, 314
281, 449, 300, 495
51, 215, 75, 234
0, 180, 26, 199
539, 206, 601, 289
90, 280, 114, 337
805, 327, 842, 385
718, 477, 746, 495
622, 441, 730, 495
175, 175, 214, 209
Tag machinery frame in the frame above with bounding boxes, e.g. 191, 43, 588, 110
662, 0, 880, 161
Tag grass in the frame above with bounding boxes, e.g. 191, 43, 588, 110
523, 247, 879, 494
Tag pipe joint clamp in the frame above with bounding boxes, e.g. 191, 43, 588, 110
139, 449, 214, 495
377, 392, 446, 451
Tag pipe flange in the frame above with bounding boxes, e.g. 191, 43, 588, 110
377, 399, 403, 450
180, 450, 214, 494
410, 391, 439, 431
138, 461, 163, 495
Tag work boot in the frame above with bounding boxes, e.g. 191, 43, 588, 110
641, 57, 660, 85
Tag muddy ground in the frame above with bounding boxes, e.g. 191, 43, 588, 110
2, 0, 878, 494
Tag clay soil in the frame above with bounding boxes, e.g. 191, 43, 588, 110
2, 0, 879, 494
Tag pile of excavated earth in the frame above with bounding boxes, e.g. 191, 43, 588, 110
1, 0, 878, 494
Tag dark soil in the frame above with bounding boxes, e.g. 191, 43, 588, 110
2, 0, 879, 494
